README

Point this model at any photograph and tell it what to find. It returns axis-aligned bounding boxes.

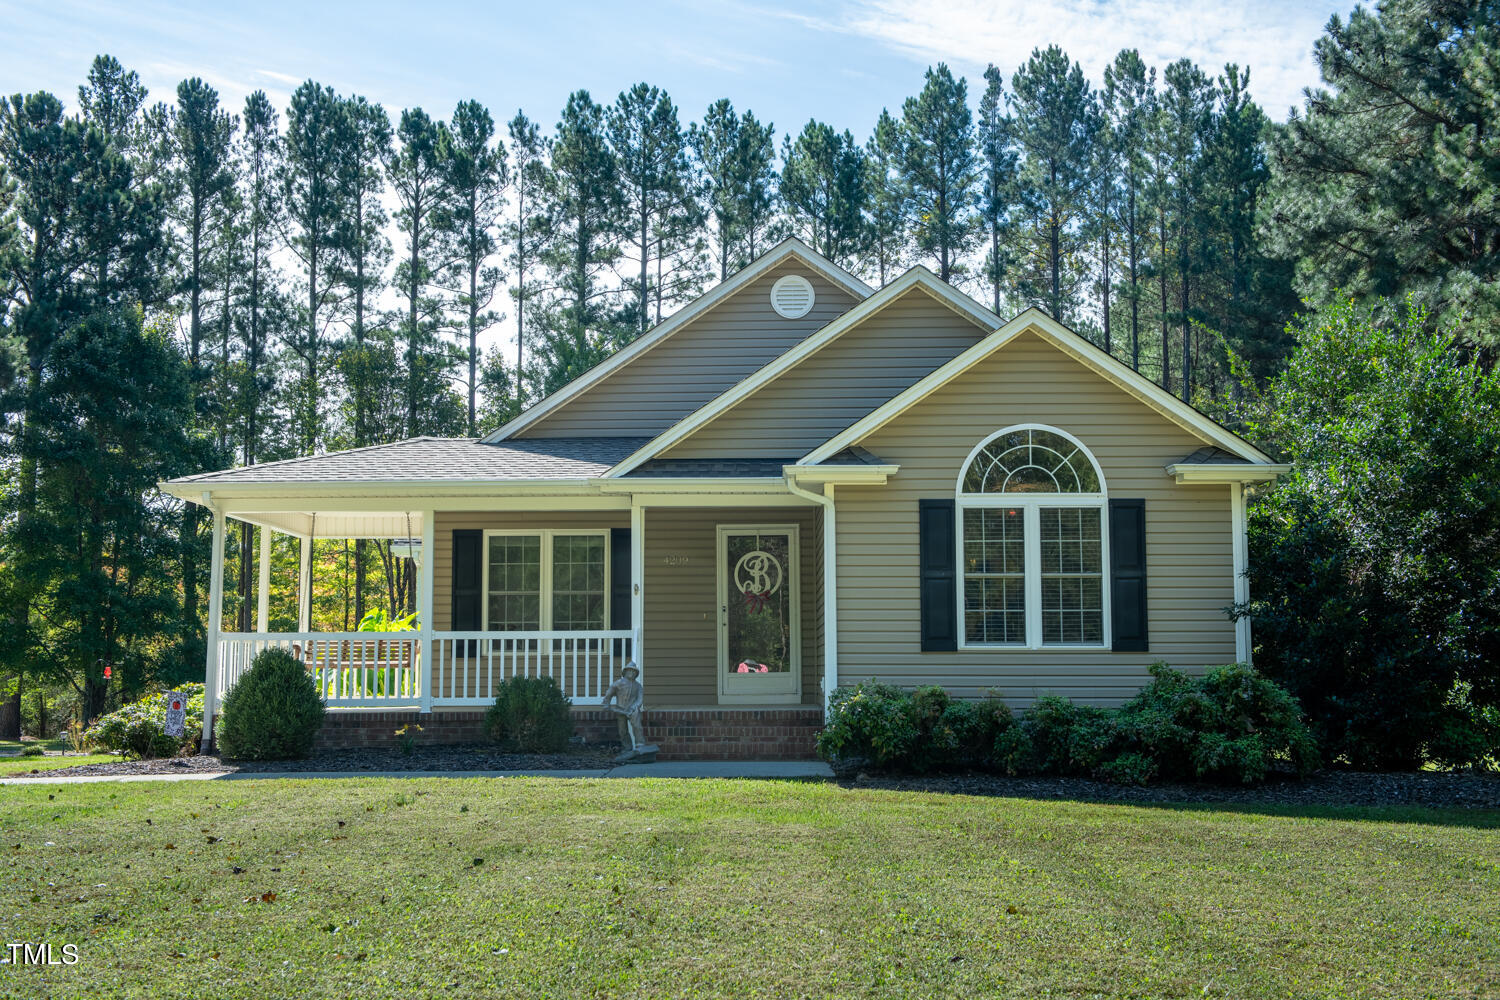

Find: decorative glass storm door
[717,525,801,703]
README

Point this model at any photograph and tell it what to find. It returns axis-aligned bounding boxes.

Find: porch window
[957,425,1107,649]
[484,531,608,631]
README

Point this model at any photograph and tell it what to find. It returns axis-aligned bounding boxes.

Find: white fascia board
[480,238,872,444]
[1165,463,1290,485]
[798,307,1277,467]
[603,268,1000,478]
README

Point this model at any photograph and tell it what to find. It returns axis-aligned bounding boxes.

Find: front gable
[852,330,1221,493]
[655,283,993,461]
[499,242,868,440]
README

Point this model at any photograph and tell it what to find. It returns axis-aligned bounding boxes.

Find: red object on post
[103,665,111,679]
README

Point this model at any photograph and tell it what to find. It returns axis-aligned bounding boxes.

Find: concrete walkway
[0,760,833,785]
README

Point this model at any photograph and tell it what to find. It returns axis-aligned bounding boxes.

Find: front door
[717,525,801,704]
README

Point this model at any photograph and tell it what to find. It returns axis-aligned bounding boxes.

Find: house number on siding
[662,554,690,566]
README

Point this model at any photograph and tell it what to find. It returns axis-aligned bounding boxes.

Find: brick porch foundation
[293,706,822,760]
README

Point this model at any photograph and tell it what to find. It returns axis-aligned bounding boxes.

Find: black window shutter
[609,528,631,629]
[1109,499,1148,652]
[919,499,958,651]
[451,529,483,656]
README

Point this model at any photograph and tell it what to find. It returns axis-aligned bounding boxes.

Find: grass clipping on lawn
[2,778,1496,999]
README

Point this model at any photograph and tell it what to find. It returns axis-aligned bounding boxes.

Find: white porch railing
[430,630,635,705]
[214,629,635,710]
[216,632,422,709]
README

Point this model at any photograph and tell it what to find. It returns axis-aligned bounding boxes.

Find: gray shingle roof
[1175,446,1252,466]
[629,458,791,478]
[166,436,654,485]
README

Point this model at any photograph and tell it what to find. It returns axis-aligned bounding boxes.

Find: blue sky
[3,0,1346,139]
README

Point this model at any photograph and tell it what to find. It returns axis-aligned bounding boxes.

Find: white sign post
[163,691,187,739]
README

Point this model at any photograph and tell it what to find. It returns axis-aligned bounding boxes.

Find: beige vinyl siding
[520,262,858,439]
[834,331,1237,706]
[431,506,821,706]
[664,288,988,459]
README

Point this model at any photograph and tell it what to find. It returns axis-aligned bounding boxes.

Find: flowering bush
[85,684,205,759]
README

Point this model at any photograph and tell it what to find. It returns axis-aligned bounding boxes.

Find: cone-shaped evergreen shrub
[217,648,326,760]
[484,676,573,753]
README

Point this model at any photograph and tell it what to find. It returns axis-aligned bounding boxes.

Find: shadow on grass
[829,773,1500,829]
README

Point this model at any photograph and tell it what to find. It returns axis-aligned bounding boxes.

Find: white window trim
[955,424,1112,651]
[481,529,611,633]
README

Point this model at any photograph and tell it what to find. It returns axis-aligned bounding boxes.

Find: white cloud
[813,0,1339,118]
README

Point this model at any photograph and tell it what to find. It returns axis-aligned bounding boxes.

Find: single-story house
[162,238,1286,759]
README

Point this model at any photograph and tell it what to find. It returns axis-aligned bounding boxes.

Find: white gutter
[785,476,838,716]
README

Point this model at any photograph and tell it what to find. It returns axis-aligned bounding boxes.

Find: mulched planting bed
[846,768,1500,809]
[3,741,621,778]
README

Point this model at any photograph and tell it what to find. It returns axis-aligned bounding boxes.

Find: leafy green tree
[1009,46,1095,323]
[608,84,694,335]
[780,120,866,269]
[1202,66,1298,384]
[476,345,528,435]
[335,95,391,450]
[1265,0,1500,338]
[1241,300,1500,768]
[440,99,506,434]
[169,78,236,377]
[505,112,547,380]
[534,91,625,393]
[280,81,348,454]
[1103,50,1154,372]
[1158,59,1215,401]
[975,67,1015,311]
[864,108,908,288]
[691,102,778,279]
[900,63,978,283]
[388,106,453,438]
[19,311,196,715]
[77,56,169,303]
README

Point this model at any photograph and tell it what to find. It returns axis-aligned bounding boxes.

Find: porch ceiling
[230,510,425,539]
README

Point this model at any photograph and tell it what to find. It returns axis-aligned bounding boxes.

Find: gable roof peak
[481,235,871,444]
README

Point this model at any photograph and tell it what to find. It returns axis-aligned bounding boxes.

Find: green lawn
[0,737,68,754]
[0,753,119,776]
[1,778,1496,999]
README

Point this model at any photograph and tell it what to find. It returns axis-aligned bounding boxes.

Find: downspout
[785,475,837,715]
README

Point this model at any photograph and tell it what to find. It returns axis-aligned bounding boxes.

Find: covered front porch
[191,484,835,755]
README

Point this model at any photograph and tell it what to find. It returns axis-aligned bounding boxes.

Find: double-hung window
[483,531,608,632]
[958,425,1108,649]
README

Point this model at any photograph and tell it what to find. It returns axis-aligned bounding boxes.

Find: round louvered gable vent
[770,274,816,319]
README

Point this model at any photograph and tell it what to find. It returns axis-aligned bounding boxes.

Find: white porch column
[200,504,226,753]
[418,510,435,713]
[821,484,838,713]
[630,499,644,672]
[1231,483,1251,664]
[255,525,272,633]
[296,534,312,633]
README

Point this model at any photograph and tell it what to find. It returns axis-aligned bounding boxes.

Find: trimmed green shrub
[819,665,1317,785]
[85,684,206,759]
[217,649,325,760]
[20,744,45,757]
[816,681,919,770]
[1115,662,1318,783]
[818,681,1011,773]
[993,695,1122,777]
[484,676,574,753]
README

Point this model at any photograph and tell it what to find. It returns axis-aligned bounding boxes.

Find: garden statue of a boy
[601,662,657,762]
